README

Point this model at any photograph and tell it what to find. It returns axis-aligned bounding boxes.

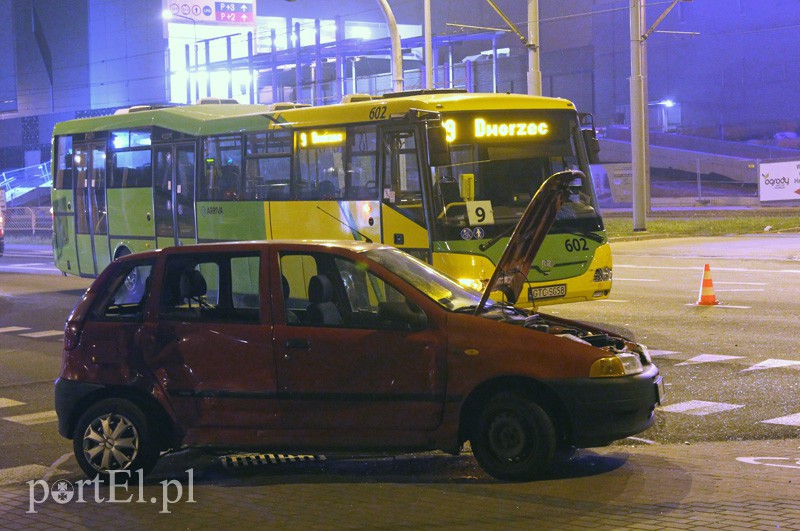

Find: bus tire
[115,247,146,300]
[470,391,556,481]
[72,398,159,481]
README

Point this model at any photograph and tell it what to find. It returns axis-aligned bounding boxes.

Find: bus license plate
[528,284,566,301]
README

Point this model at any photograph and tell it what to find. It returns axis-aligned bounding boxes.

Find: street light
[162,10,197,43]
[630,0,691,231]
[162,10,199,104]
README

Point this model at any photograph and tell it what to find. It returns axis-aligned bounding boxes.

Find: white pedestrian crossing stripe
[648,350,678,357]
[3,410,58,425]
[660,400,744,416]
[761,413,800,427]
[0,465,62,486]
[0,326,30,333]
[743,359,800,372]
[19,330,63,339]
[676,354,745,366]
[0,398,25,409]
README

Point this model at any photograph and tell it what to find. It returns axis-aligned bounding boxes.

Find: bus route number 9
[466,200,494,226]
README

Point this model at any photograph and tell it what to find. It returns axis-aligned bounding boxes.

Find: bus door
[153,143,197,248]
[379,127,433,260]
[73,141,110,276]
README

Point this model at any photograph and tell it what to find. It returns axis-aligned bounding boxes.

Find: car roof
[116,239,390,262]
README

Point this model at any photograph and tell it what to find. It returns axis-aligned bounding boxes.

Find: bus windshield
[433,110,601,239]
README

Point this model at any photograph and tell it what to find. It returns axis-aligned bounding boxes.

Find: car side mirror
[377,301,428,331]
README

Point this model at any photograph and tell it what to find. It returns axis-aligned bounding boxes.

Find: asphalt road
[553,233,800,444]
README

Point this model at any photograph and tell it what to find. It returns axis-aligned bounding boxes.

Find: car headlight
[589,352,644,378]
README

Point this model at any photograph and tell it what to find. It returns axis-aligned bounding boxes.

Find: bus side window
[346,126,377,200]
[202,135,243,201]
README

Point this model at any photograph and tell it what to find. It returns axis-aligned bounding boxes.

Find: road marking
[648,350,679,357]
[742,359,800,372]
[19,330,63,339]
[43,453,74,481]
[685,303,751,309]
[714,281,767,286]
[713,289,764,292]
[0,398,25,409]
[616,264,800,274]
[626,437,655,444]
[3,410,58,425]
[660,400,744,416]
[761,413,800,427]
[0,326,31,333]
[597,299,629,303]
[676,354,745,366]
[737,457,800,470]
[0,465,62,486]
[0,263,44,268]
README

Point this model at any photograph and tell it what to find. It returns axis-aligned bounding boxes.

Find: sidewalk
[2,438,799,529]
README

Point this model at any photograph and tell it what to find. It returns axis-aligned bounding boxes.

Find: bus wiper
[479,224,516,251]
[570,230,605,243]
[316,206,373,243]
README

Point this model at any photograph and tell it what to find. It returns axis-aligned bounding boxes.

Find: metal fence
[4,207,53,237]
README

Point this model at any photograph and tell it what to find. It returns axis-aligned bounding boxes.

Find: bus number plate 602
[528,284,566,301]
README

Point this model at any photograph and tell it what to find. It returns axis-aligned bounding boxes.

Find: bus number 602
[369,106,388,120]
[565,238,588,252]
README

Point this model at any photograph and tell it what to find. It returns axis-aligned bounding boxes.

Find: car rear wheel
[72,398,159,480]
[470,391,556,481]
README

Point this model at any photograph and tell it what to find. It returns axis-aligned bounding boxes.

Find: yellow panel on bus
[268,201,381,242]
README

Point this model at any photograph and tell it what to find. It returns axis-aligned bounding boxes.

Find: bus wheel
[470,391,556,481]
[72,398,159,481]
[116,248,145,300]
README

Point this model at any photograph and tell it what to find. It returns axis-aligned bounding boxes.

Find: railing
[3,207,53,237]
[0,162,52,204]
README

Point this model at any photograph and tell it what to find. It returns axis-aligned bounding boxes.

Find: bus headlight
[589,352,643,378]
[593,266,612,283]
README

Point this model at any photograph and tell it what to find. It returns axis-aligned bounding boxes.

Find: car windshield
[364,247,487,312]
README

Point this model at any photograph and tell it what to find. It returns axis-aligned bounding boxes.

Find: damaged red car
[55,171,663,481]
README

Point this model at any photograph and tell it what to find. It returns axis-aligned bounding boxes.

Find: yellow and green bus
[51,90,611,307]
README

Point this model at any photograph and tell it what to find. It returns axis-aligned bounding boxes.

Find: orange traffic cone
[696,263,720,306]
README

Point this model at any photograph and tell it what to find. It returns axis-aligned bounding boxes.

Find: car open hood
[475,170,579,314]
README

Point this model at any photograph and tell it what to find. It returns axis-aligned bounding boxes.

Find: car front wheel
[470,391,556,481]
[72,398,159,480]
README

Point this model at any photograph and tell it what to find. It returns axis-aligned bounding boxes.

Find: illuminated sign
[442,112,566,144]
[298,130,345,148]
[163,1,255,26]
[474,118,549,138]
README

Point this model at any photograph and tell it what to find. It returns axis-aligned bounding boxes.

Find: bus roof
[52,92,578,138]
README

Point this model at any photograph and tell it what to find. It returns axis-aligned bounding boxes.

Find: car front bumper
[549,364,662,447]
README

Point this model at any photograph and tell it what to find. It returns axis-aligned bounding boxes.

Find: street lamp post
[376,0,403,92]
[630,0,648,231]
[629,0,692,231]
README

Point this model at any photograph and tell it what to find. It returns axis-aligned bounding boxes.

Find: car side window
[278,252,425,330]
[160,253,260,323]
[93,262,154,321]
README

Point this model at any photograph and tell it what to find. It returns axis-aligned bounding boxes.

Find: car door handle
[285,338,311,350]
